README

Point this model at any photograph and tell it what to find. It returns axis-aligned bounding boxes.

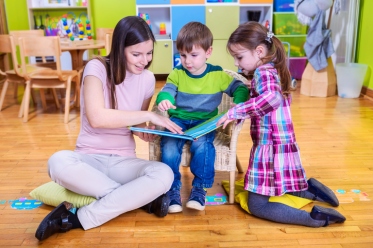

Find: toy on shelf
[45,17,60,36]
[77,13,92,40]
[159,22,166,35]
[138,13,151,30]
[61,12,91,41]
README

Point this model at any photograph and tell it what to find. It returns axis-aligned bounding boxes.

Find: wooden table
[60,39,105,70]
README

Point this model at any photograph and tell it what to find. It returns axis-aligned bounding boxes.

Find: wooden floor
[0,80,373,247]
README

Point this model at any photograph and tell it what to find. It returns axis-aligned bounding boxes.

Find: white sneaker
[168,204,182,213]
[186,187,206,211]
[186,200,205,211]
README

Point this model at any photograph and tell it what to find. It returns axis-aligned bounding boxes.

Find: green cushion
[29,181,96,208]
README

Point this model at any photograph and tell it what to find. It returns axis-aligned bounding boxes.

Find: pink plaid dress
[227,63,308,196]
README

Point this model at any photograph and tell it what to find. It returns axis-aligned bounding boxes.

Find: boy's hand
[158,100,176,112]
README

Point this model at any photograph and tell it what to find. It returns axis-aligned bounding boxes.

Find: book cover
[129,112,226,141]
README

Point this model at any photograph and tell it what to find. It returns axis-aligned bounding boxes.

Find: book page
[128,112,226,141]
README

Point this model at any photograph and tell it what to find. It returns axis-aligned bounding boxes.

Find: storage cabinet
[151,40,173,74]
[136,0,273,74]
[171,6,205,41]
[206,6,239,40]
[205,5,238,71]
[208,39,236,71]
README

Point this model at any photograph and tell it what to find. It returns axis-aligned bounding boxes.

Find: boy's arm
[156,91,175,106]
[232,85,249,104]
[155,70,179,106]
[221,71,249,104]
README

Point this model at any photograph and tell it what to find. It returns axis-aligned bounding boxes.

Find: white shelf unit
[136,1,274,74]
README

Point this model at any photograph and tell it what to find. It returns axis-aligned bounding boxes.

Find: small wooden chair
[105,32,113,54]
[18,36,80,123]
[0,34,51,115]
[96,28,114,55]
[9,30,57,70]
[9,30,57,112]
[83,28,114,65]
[149,69,249,204]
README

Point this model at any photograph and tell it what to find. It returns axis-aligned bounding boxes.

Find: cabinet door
[240,0,273,3]
[171,0,204,3]
[171,6,205,41]
[136,0,170,4]
[152,40,173,74]
[205,6,239,40]
[208,39,236,71]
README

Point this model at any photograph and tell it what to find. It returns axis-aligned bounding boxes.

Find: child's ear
[256,45,265,58]
[206,46,213,58]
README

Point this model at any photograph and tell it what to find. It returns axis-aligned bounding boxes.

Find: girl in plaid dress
[217,22,345,227]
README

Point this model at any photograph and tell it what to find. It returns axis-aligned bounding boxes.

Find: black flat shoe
[35,201,74,241]
[310,205,346,226]
[307,178,339,207]
[141,193,170,218]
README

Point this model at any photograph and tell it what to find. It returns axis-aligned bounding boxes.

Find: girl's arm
[84,75,183,134]
[228,69,282,120]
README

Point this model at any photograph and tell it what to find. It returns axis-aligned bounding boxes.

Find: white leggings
[48,150,173,230]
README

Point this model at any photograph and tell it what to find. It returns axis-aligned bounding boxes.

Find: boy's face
[179,45,212,75]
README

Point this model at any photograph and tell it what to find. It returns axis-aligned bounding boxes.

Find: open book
[129,112,226,141]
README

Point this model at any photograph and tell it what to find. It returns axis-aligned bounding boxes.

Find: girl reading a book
[217,21,345,227]
[34,16,183,241]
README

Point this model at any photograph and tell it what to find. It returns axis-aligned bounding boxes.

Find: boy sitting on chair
[156,22,249,213]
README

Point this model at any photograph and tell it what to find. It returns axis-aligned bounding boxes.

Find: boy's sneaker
[166,189,182,213]
[186,187,206,211]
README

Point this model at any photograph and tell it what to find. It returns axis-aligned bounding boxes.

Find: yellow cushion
[29,181,96,208]
[222,179,312,214]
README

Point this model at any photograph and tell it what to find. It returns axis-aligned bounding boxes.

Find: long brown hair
[227,22,291,96]
[94,16,155,109]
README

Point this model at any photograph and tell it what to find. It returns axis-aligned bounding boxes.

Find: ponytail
[270,36,292,97]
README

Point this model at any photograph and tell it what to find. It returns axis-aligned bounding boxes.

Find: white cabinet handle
[164,43,169,48]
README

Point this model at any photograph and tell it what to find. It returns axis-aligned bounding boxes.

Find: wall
[90,0,135,29]
[4,0,28,30]
[356,0,372,90]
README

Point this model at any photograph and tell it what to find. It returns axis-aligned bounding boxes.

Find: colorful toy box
[273,12,308,35]
[274,0,295,12]
[277,34,307,57]
[289,57,307,80]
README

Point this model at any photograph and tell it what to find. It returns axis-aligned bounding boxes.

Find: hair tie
[265,31,274,43]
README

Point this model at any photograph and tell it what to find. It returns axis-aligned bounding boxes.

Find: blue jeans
[160,117,216,190]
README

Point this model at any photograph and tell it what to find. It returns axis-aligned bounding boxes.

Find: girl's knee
[247,192,267,216]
